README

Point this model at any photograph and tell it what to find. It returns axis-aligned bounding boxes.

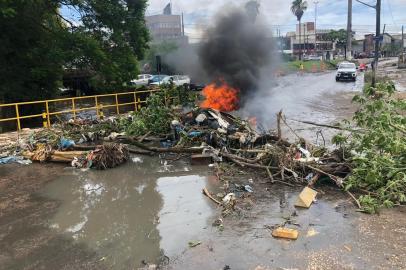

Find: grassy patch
[280,60,338,73]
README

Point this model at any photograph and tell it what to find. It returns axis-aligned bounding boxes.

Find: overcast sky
[60,0,406,41]
[146,0,406,40]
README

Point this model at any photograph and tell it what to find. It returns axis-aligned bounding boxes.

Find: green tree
[325,29,348,50]
[0,0,150,103]
[291,0,308,60]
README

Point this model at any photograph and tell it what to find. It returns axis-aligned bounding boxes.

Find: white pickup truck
[130,74,153,86]
[336,62,357,82]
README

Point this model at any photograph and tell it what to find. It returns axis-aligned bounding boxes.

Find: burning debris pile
[198,7,274,109]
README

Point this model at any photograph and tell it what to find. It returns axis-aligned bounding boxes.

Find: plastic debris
[272,227,299,240]
[306,228,319,237]
[294,187,318,208]
[222,193,236,204]
[195,113,207,124]
[305,173,314,182]
[244,185,254,193]
[0,156,32,165]
[188,241,202,248]
[59,138,75,150]
[188,131,203,138]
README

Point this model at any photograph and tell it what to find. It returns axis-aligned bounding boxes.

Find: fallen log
[119,136,204,154]
[74,144,153,155]
[23,150,87,163]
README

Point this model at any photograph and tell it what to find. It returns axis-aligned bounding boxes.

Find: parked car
[304,55,322,61]
[336,62,357,82]
[148,75,168,85]
[151,75,191,86]
[130,74,153,86]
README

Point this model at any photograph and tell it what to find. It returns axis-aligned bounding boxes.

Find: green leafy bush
[334,82,406,213]
[126,93,171,136]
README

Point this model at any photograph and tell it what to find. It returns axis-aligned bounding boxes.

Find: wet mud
[1,70,406,270]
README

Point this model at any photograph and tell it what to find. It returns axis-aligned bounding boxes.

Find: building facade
[288,22,336,57]
[145,14,188,46]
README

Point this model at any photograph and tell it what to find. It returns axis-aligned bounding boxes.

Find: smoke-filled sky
[145,0,406,40]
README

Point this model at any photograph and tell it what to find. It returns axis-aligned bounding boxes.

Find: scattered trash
[191,154,212,165]
[294,187,318,208]
[244,185,254,193]
[222,193,236,205]
[195,113,207,124]
[0,156,32,165]
[104,132,125,141]
[131,157,143,163]
[306,228,319,237]
[305,173,314,182]
[271,227,299,240]
[188,241,202,248]
[59,138,75,150]
[212,218,224,231]
[343,245,352,252]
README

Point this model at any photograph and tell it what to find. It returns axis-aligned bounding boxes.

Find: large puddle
[40,156,218,269]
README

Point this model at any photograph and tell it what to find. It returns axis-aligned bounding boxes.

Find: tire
[336,78,340,82]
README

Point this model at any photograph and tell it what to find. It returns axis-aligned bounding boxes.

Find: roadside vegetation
[280,60,339,73]
[333,82,406,213]
[0,1,149,103]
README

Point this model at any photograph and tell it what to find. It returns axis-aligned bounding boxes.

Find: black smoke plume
[198,8,273,103]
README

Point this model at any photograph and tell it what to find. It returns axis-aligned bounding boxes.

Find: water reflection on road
[41,156,218,269]
[243,71,365,145]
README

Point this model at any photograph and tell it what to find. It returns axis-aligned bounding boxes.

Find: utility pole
[402,25,404,52]
[355,0,381,87]
[314,1,319,54]
[372,0,381,87]
[346,0,352,60]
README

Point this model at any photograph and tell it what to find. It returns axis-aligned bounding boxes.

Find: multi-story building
[288,22,336,58]
[145,4,188,46]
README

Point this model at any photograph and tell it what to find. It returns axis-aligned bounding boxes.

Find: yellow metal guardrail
[0,89,161,131]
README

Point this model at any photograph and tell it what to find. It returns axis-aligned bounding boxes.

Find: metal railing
[0,89,161,131]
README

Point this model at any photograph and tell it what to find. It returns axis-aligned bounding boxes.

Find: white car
[303,55,322,61]
[336,62,357,82]
[130,74,153,86]
[151,75,191,86]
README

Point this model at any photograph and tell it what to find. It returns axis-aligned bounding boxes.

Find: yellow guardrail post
[15,104,21,131]
[95,96,99,118]
[99,103,104,119]
[42,112,48,128]
[134,92,137,111]
[45,101,50,127]
[72,98,76,119]
[137,97,141,111]
[115,94,119,115]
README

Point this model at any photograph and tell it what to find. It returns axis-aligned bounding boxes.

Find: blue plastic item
[60,138,75,150]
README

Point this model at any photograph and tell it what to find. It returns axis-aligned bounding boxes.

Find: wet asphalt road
[243,71,364,145]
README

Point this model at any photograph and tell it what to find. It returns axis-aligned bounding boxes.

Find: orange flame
[200,81,239,112]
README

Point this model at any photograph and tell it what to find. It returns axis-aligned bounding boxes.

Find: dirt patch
[0,163,106,270]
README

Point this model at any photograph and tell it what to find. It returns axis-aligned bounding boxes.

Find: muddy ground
[1,161,406,270]
[1,67,406,270]
[0,163,107,270]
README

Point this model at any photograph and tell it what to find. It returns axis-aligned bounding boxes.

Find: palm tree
[291,0,308,60]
